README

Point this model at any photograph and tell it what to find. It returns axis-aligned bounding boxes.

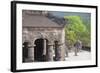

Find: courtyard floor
[65,50,91,61]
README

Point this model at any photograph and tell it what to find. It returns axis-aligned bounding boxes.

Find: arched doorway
[34,38,48,62]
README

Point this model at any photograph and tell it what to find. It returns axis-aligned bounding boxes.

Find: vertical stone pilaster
[28,45,35,62]
[55,42,64,61]
[28,40,35,62]
[47,43,54,61]
[23,41,35,62]
[56,45,62,61]
[55,41,58,61]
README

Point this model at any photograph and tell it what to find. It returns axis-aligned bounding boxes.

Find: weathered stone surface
[28,47,34,61]
[47,45,54,61]
[22,28,66,62]
[22,10,67,62]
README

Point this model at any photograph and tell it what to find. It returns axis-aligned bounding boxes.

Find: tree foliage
[64,16,90,47]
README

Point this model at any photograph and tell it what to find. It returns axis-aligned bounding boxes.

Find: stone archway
[22,31,65,62]
[34,38,48,62]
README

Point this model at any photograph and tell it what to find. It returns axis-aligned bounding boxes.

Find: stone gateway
[22,10,67,62]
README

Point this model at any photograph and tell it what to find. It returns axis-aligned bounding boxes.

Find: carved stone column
[55,42,64,61]
[28,44,35,62]
[23,41,35,62]
[28,42,35,62]
[47,42,54,61]
[55,41,58,61]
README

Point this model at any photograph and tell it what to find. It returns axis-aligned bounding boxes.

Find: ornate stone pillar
[55,42,64,61]
[27,40,35,62]
[23,41,35,62]
[47,42,54,61]
[55,41,58,61]
[28,44,35,62]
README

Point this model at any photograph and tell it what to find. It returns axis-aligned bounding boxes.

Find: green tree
[64,16,90,47]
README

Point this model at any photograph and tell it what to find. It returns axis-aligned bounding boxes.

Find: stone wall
[22,27,65,62]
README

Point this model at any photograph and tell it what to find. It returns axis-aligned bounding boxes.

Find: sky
[49,11,91,24]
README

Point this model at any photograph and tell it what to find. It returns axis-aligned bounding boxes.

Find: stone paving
[65,50,91,61]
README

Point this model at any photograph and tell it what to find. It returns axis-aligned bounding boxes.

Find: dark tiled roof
[22,12,67,28]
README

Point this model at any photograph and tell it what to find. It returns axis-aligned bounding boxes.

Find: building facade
[22,10,67,62]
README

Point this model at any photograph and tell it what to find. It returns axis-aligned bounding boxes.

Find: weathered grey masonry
[22,10,66,62]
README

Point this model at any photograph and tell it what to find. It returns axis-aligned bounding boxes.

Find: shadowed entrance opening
[34,38,48,62]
